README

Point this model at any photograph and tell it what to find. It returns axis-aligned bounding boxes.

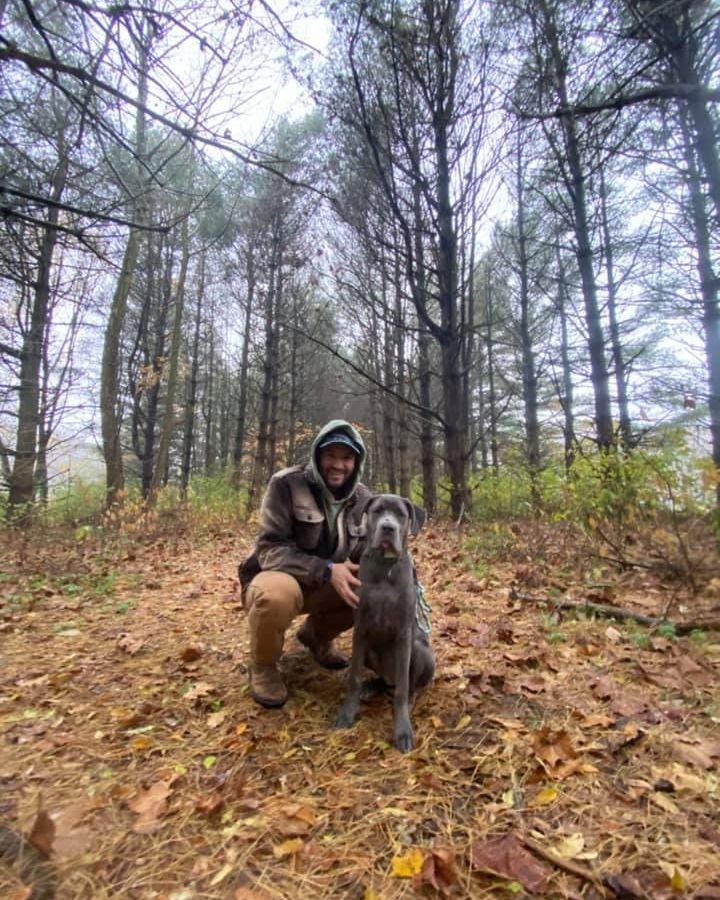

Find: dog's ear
[355,492,378,536]
[404,499,426,536]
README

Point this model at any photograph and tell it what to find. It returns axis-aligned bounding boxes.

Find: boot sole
[250,689,287,709]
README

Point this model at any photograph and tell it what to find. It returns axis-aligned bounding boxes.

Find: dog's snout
[380,520,397,534]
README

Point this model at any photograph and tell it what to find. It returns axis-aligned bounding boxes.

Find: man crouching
[238,420,371,708]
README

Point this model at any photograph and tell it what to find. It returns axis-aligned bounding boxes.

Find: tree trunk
[484,270,499,473]
[540,0,613,448]
[554,243,576,471]
[515,134,541,509]
[7,152,67,519]
[100,33,148,508]
[150,212,190,500]
[680,107,720,506]
[231,248,254,490]
[181,255,205,498]
[418,328,436,515]
[247,237,278,514]
[599,167,633,449]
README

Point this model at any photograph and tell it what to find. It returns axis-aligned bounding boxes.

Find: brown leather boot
[296,623,348,670]
[249,663,287,708]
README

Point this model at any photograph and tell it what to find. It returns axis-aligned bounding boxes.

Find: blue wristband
[323,561,333,583]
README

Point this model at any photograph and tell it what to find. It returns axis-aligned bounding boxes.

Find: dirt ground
[1,520,719,899]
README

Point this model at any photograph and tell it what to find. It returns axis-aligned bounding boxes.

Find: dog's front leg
[392,630,414,752]
[334,626,365,729]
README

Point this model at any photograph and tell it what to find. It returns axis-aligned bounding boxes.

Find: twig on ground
[509,587,720,634]
[520,834,609,896]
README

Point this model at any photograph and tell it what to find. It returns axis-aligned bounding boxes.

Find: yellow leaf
[344,751,357,761]
[553,833,585,859]
[273,838,304,859]
[235,723,248,736]
[381,807,409,817]
[455,714,471,731]
[363,890,379,900]
[658,861,686,892]
[207,710,228,729]
[131,736,152,750]
[531,786,558,807]
[430,716,442,728]
[210,862,234,886]
[391,848,423,878]
[651,792,680,815]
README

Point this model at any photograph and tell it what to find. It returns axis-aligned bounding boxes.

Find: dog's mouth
[379,539,398,557]
[370,536,401,558]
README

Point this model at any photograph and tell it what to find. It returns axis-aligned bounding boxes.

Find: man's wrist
[322,561,334,583]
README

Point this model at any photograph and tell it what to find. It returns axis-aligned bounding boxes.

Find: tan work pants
[244,571,354,665]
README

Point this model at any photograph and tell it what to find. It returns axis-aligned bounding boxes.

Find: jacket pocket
[292,505,324,550]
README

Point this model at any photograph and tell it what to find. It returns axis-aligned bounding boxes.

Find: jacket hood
[308,419,366,499]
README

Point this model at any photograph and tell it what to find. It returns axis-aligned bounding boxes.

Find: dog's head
[361,494,426,558]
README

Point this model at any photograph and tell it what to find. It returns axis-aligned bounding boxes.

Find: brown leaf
[184,681,216,701]
[672,737,719,770]
[117,633,144,655]
[28,809,55,857]
[532,728,577,776]
[195,791,224,817]
[272,838,304,858]
[611,693,648,718]
[592,675,616,700]
[469,833,550,893]
[413,847,459,893]
[128,778,175,833]
[181,644,204,662]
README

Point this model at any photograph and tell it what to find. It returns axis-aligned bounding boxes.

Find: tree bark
[515,134,541,509]
[539,0,613,448]
[231,248,254,490]
[150,213,190,500]
[680,107,720,506]
[7,152,67,518]
[599,167,633,449]
[100,30,148,508]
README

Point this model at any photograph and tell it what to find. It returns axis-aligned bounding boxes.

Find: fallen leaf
[195,792,224,817]
[391,848,424,878]
[185,682,216,701]
[553,832,585,859]
[207,710,228,729]
[117,633,144,655]
[128,778,175,833]
[210,862,234,886]
[651,791,681,815]
[469,833,551,894]
[530,786,558,807]
[28,809,55,857]
[413,847,458,892]
[181,644,204,662]
[273,838,304,858]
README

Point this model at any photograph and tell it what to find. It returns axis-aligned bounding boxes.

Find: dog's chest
[357,563,414,637]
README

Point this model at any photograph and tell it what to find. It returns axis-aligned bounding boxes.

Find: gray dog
[334,494,434,752]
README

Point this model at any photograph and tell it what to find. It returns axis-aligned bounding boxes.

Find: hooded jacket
[239,420,371,592]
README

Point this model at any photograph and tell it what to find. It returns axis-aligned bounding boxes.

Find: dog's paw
[393,727,415,753]
[334,708,356,729]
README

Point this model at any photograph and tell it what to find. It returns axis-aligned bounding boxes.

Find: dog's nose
[380,521,396,534]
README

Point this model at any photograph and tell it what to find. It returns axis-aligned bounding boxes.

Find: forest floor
[1,515,720,900]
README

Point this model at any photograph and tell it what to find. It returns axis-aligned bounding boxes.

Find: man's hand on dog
[330,561,361,608]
